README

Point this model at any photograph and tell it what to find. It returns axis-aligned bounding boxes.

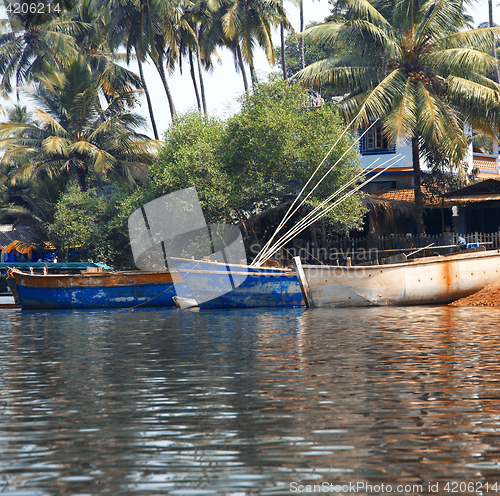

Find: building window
[366,126,388,150]
[359,124,396,155]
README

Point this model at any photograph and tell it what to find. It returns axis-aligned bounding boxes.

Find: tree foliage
[47,184,137,267]
[151,111,233,222]
[0,56,157,192]
[296,0,500,233]
[0,0,80,96]
[277,26,338,86]
[153,78,365,236]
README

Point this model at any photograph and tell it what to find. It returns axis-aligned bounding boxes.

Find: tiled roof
[370,189,415,202]
[369,188,456,207]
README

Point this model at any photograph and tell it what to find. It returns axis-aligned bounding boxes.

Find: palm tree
[0,104,68,239]
[102,0,190,124]
[96,0,164,137]
[182,0,229,114]
[0,0,80,97]
[0,57,157,193]
[296,0,500,233]
[209,0,291,90]
[150,0,191,120]
[178,2,215,114]
[280,10,288,78]
[69,0,144,107]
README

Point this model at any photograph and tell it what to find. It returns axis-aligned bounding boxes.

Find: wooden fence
[330,232,500,252]
[289,231,500,264]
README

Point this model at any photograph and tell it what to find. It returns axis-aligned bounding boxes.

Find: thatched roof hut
[240,192,421,247]
[362,193,418,235]
[238,199,299,248]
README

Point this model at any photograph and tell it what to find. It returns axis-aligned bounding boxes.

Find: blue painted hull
[171,259,304,308]
[15,283,180,310]
[8,270,189,310]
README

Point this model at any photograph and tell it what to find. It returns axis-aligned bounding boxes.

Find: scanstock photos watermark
[290,480,494,494]
[290,482,426,494]
[249,243,380,264]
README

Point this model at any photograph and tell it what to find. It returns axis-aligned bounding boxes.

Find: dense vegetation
[0,74,365,267]
[295,0,500,232]
[0,0,498,266]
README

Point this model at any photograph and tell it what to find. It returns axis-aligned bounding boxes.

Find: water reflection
[0,306,500,495]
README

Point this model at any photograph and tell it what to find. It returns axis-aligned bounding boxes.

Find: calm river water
[1,305,500,496]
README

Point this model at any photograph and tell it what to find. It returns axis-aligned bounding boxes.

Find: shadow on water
[0,305,500,494]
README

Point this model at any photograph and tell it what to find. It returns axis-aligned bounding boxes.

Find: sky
[135,1,334,139]
[136,0,493,139]
[0,0,494,138]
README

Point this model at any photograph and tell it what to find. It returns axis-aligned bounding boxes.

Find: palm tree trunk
[77,168,87,192]
[196,26,208,115]
[489,0,499,83]
[188,48,202,111]
[154,55,177,120]
[137,56,159,140]
[299,0,305,69]
[197,58,208,115]
[236,45,249,92]
[280,21,287,78]
[195,33,208,115]
[249,62,258,87]
[412,136,425,234]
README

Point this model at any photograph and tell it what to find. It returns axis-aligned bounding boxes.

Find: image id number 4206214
[6,2,60,14]
[443,481,500,493]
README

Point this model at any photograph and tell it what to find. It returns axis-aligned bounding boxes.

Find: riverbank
[450,279,500,307]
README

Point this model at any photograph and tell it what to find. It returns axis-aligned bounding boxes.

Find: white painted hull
[294,250,500,307]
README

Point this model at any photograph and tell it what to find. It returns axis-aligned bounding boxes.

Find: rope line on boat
[284,246,325,265]
[255,155,405,266]
[118,285,175,311]
[252,114,378,267]
[257,158,400,266]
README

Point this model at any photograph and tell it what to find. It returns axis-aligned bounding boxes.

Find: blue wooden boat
[170,258,304,309]
[7,268,189,310]
[127,187,304,309]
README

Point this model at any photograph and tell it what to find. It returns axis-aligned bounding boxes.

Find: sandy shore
[450,279,500,307]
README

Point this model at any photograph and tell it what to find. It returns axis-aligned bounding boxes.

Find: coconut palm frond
[383,78,418,145]
[427,48,499,76]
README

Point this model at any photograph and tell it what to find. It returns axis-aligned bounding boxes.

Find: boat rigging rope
[255,156,405,266]
[252,113,378,267]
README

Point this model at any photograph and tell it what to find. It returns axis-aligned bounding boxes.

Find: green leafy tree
[296,0,500,233]
[224,77,364,233]
[0,56,157,192]
[47,184,139,267]
[150,111,233,222]
[153,78,365,236]
[48,184,108,261]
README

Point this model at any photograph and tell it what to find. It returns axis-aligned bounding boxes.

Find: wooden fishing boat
[170,258,304,308]
[293,249,500,307]
[7,268,188,310]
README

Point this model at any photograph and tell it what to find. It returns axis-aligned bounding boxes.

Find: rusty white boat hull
[293,250,500,307]
[7,268,188,310]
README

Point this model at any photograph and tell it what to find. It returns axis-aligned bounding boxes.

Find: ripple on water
[1,306,500,494]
